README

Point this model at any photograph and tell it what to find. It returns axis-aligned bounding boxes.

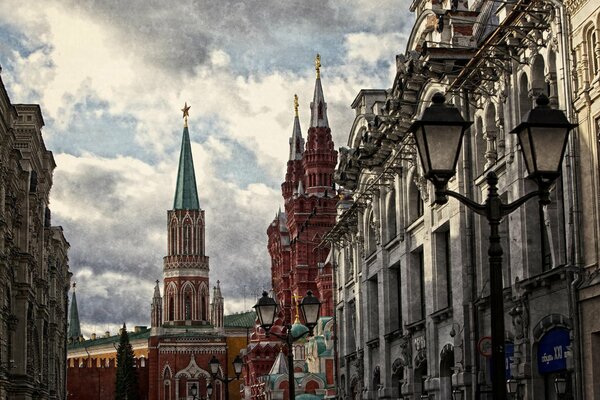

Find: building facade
[330,0,580,399]
[242,58,337,400]
[66,109,254,400]
[0,72,71,400]
[568,0,600,398]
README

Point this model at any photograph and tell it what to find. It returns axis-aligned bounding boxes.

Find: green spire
[173,107,200,210]
[68,284,81,340]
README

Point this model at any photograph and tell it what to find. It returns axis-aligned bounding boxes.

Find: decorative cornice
[565,0,588,14]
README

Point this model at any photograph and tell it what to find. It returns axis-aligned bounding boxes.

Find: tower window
[185,295,192,320]
[169,297,174,321]
[183,223,191,255]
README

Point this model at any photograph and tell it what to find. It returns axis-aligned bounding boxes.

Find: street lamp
[208,354,243,400]
[190,382,212,400]
[190,383,198,400]
[506,379,518,398]
[452,388,464,400]
[409,93,576,400]
[254,291,321,400]
[554,376,567,398]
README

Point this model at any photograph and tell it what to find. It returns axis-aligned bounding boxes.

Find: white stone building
[328,0,581,399]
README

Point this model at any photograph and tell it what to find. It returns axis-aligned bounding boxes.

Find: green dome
[290,321,309,340]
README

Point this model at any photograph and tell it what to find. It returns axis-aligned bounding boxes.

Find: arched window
[386,190,397,242]
[169,297,174,320]
[185,294,192,320]
[588,27,599,76]
[183,221,192,255]
[530,54,546,96]
[170,222,177,255]
[367,210,377,256]
[519,73,530,118]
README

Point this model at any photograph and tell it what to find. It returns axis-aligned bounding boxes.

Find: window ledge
[405,319,425,334]
[406,216,424,233]
[431,306,453,323]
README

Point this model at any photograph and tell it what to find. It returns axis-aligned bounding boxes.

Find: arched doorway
[440,344,455,400]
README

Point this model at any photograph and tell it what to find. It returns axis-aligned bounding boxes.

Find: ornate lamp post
[208,354,243,400]
[409,93,576,400]
[253,290,321,400]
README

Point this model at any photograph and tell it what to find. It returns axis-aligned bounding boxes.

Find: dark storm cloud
[57,0,411,73]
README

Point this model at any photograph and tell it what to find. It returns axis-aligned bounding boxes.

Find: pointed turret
[173,102,200,210]
[151,280,163,328]
[304,54,337,195]
[268,350,289,375]
[282,95,307,201]
[310,54,329,128]
[210,280,224,329]
[289,94,304,161]
[68,283,82,341]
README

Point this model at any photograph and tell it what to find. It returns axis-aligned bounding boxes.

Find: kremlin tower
[147,104,226,400]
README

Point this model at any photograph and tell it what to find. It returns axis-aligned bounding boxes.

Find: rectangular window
[388,263,402,332]
[445,230,452,308]
[368,276,379,339]
[418,251,425,320]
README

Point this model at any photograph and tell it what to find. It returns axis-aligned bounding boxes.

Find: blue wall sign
[505,342,514,379]
[537,328,570,374]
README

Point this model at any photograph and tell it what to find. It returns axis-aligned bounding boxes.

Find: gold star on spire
[294,94,299,117]
[181,102,191,127]
[315,53,321,79]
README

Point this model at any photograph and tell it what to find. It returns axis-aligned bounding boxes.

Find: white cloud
[345,32,407,66]
[0,0,413,328]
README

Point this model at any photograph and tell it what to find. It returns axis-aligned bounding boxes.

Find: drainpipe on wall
[546,1,584,399]
[461,88,480,400]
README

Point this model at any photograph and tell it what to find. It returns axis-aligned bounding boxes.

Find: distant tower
[273,55,338,324]
[68,283,82,341]
[210,280,224,329]
[163,103,211,326]
[151,280,162,328]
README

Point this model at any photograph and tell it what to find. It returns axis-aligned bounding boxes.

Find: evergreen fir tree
[115,323,139,400]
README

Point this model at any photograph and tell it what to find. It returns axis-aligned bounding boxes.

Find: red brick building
[243,56,337,400]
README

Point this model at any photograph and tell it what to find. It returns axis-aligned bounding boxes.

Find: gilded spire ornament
[181,102,191,127]
[293,293,303,323]
[294,94,299,117]
[315,53,321,79]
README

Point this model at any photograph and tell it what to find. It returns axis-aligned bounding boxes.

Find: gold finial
[72,282,76,291]
[292,293,303,323]
[315,54,321,79]
[294,94,299,117]
[181,102,191,127]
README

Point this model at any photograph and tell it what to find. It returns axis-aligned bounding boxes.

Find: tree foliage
[115,324,139,400]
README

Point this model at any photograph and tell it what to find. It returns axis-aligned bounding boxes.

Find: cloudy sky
[0,0,412,336]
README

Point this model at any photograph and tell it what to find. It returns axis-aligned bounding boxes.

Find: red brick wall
[67,357,149,400]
